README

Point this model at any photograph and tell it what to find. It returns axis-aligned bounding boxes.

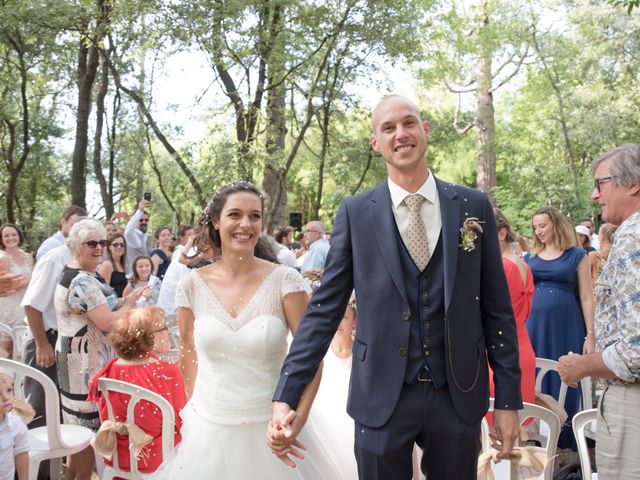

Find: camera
[143,192,152,201]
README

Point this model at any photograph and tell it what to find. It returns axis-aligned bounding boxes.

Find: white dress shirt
[387,171,441,261]
[21,244,72,331]
[35,230,65,261]
[277,245,297,268]
[156,245,191,316]
[124,209,148,268]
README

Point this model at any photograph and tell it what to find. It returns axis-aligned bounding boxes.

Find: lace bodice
[176,265,310,425]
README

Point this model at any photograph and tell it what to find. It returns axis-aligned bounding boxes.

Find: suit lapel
[436,178,460,313]
[370,184,409,306]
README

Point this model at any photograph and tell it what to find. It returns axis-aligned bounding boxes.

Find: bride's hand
[268,405,306,467]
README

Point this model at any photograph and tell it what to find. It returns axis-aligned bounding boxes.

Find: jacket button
[402,312,410,321]
[399,347,407,356]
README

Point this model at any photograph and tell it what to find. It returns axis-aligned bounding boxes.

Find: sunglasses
[82,240,109,248]
[110,243,125,248]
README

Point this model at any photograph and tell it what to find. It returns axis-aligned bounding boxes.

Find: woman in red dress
[491,209,536,406]
[88,307,186,475]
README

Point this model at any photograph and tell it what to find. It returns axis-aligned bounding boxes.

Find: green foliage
[1,0,638,243]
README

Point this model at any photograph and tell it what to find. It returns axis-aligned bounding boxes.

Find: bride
[152,182,337,479]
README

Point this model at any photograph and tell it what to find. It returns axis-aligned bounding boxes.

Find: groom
[271,94,522,479]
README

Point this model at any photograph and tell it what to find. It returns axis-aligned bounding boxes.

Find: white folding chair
[572,409,598,479]
[0,358,94,480]
[97,378,176,480]
[535,357,593,411]
[0,323,15,358]
[12,324,30,362]
[481,398,561,480]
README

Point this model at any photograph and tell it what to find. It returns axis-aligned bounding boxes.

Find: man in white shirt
[21,242,73,475]
[124,199,151,268]
[273,226,296,268]
[35,205,86,261]
[156,224,194,320]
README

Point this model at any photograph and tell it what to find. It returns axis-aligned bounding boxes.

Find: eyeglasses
[594,176,616,193]
[110,242,125,248]
[82,240,109,248]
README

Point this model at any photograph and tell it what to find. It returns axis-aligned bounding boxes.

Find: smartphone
[143,192,151,201]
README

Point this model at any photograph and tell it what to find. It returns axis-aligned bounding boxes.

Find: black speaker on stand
[289,212,303,231]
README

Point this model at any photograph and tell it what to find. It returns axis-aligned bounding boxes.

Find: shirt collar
[387,170,436,208]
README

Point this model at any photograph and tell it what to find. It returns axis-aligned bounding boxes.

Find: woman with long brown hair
[525,206,595,449]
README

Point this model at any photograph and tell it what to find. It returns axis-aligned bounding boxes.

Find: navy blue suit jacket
[273,177,522,428]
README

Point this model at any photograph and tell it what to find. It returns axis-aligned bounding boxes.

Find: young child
[0,371,28,480]
[123,256,159,306]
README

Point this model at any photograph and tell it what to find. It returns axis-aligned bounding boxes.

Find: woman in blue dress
[526,206,595,449]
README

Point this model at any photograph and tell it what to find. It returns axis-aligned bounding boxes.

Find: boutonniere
[459,217,484,252]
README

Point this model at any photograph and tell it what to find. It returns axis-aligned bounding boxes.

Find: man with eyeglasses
[124,198,151,270]
[301,221,330,273]
[559,143,640,478]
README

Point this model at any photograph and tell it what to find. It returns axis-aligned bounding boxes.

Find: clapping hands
[267,402,306,467]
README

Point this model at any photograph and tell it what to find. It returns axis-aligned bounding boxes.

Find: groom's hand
[491,409,520,459]
[268,401,306,467]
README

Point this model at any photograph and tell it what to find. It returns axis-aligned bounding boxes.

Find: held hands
[267,401,306,468]
[490,409,520,459]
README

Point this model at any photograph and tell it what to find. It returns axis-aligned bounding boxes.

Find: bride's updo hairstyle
[193,181,278,263]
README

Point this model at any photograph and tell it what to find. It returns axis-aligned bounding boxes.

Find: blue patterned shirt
[595,210,640,383]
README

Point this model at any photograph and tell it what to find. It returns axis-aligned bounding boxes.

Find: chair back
[97,378,175,479]
[535,357,593,411]
[0,358,68,449]
[12,325,30,362]
[572,408,598,479]
[481,398,561,480]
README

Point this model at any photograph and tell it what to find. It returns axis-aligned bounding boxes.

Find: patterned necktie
[404,194,430,271]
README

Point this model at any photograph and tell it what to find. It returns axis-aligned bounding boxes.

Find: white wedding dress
[151,265,340,479]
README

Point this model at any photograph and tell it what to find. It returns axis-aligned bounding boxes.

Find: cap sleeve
[68,273,107,314]
[175,271,193,309]
[570,246,586,266]
[280,267,311,297]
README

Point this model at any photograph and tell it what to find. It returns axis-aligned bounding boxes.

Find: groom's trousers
[353,379,481,480]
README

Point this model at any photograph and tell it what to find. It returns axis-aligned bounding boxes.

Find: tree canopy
[0,0,637,248]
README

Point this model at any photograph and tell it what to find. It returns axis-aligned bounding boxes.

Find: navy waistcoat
[396,228,447,387]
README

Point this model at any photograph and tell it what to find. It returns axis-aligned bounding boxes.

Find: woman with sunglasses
[88,307,186,476]
[54,219,145,480]
[98,233,128,297]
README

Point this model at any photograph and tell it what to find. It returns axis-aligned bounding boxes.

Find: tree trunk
[1,32,30,224]
[262,2,287,232]
[475,0,497,205]
[92,51,114,218]
[70,0,109,209]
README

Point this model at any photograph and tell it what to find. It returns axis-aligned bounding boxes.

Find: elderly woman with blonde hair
[54,218,146,480]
